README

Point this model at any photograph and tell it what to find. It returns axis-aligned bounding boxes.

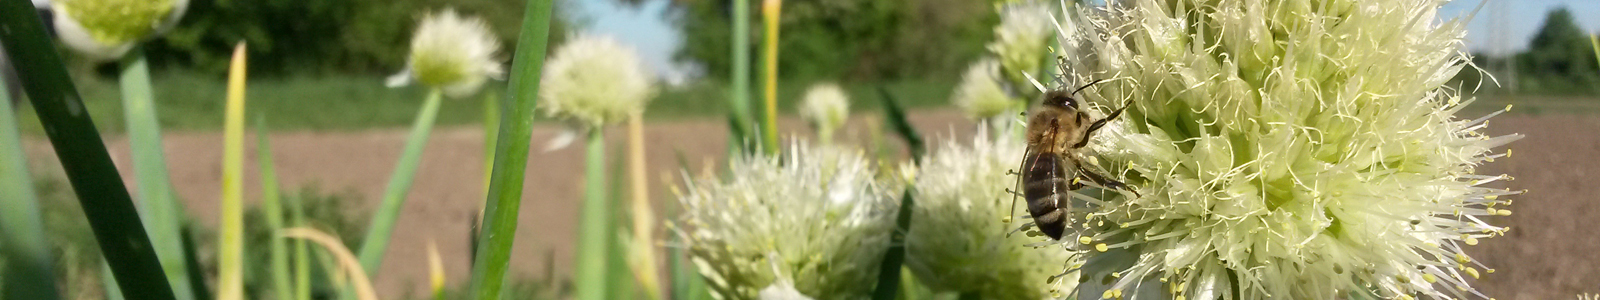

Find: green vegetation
[143,0,568,76]
[673,0,999,81]
[1458,7,1600,95]
[12,72,964,134]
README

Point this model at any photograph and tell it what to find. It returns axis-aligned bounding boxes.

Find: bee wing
[1010,118,1061,221]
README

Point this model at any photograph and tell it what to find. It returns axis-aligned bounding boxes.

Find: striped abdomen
[1022,151,1071,240]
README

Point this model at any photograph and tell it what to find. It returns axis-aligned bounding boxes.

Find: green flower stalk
[51,0,187,60]
[675,142,898,300]
[797,83,849,143]
[387,9,505,98]
[987,0,1052,96]
[1049,1,1522,299]
[540,33,658,300]
[361,9,502,282]
[906,129,1075,299]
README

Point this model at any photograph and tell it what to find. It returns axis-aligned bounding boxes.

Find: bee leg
[1072,159,1141,198]
[1071,103,1131,148]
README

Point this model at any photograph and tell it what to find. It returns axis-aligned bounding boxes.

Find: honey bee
[1014,79,1138,240]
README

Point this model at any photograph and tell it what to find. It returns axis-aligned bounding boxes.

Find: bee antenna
[1070,79,1108,96]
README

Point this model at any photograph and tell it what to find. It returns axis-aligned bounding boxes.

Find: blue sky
[572,0,1600,79]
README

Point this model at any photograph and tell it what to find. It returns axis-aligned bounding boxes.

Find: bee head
[1042,90,1078,110]
[1040,79,1107,110]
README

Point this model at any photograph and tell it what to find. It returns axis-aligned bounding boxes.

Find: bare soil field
[22,109,1600,299]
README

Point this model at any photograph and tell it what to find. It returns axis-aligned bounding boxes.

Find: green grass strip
[258,117,293,300]
[0,3,176,299]
[120,47,198,300]
[468,0,557,297]
[217,43,250,300]
[576,130,612,300]
[0,73,62,300]
[357,88,444,274]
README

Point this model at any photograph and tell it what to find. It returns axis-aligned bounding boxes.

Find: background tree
[670,0,1001,82]
[1515,7,1599,94]
[140,0,569,76]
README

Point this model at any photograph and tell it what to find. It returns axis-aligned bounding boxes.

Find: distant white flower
[539,34,658,129]
[51,0,188,60]
[951,58,1019,122]
[387,9,503,98]
[987,0,1052,92]
[797,83,850,142]
[675,142,897,300]
[906,128,1075,299]
[1051,1,1523,299]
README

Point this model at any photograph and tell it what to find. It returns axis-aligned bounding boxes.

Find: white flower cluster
[951,59,1018,122]
[388,9,504,98]
[539,34,658,128]
[987,0,1054,92]
[51,0,188,60]
[1049,1,1522,299]
[797,83,850,142]
[676,142,898,300]
[906,129,1076,299]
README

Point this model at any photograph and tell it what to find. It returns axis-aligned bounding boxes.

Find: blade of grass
[287,194,312,300]
[0,4,176,299]
[181,224,214,300]
[759,0,783,154]
[626,112,663,299]
[870,89,920,300]
[576,130,611,300]
[870,188,914,300]
[729,0,753,154]
[470,0,557,297]
[1590,34,1599,70]
[217,43,250,300]
[0,75,61,300]
[428,239,446,300]
[102,262,126,300]
[281,228,379,300]
[356,88,444,274]
[875,86,924,158]
[120,47,198,300]
[258,116,293,300]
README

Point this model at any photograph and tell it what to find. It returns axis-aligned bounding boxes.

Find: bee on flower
[1041,0,1524,299]
[906,128,1077,299]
